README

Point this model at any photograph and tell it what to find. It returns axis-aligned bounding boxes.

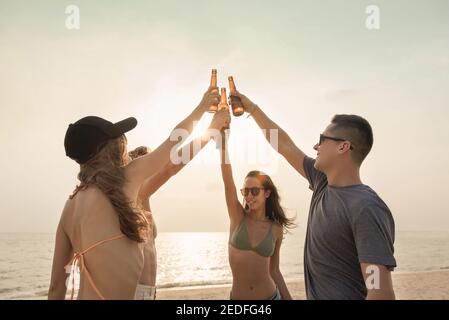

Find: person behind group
[129,128,218,299]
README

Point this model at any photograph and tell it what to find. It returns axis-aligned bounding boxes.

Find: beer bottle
[219,87,230,129]
[207,69,218,113]
[228,76,244,116]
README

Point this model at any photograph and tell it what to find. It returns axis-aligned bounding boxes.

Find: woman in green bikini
[218,130,295,300]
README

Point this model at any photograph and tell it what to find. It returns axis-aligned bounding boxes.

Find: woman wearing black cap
[48,87,230,300]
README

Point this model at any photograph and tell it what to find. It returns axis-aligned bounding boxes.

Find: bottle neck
[210,70,217,87]
[220,88,228,105]
[228,78,237,93]
[210,77,217,87]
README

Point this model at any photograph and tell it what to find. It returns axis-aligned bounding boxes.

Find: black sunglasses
[240,187,265,197]
[319,134,354,150]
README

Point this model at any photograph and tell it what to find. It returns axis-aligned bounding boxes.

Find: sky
[0,0,448,233]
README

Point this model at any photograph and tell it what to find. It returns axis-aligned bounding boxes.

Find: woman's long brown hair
[245,170,296,233]
[75,136,149,243]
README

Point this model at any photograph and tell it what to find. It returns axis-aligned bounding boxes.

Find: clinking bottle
[228,76,244,116]
[207,69,218,113]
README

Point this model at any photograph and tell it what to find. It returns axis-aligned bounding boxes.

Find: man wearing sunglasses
[230,90,396,300]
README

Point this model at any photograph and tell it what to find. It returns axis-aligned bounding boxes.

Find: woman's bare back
[62,185,144,299]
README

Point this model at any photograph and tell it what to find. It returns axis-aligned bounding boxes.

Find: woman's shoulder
[271,221,284,240]
[60,198,75,230]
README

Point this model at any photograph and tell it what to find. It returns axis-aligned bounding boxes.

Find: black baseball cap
[64,116,137,164]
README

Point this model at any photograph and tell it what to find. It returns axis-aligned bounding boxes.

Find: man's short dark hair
[330,114,373,165]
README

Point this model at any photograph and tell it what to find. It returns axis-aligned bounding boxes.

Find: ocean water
[1,230,449,299]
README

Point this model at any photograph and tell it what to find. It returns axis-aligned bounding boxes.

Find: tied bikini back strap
[65,234,125,300]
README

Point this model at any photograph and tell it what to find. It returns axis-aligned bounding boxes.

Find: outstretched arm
[138,137,210,200]
[127,87,220,188]
[138,108,231,200]
[219,130,244,225]
[231,91,307,179]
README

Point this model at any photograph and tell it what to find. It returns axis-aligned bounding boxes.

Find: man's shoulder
[331,184,391,219]
[348,185,393,220]
[358,185,389,207]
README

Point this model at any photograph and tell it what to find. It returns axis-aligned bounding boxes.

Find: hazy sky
[1,0,448,233]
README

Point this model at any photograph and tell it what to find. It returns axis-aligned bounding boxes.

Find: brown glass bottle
[218,87,230,129]
[207,69,218,113]
[228,76,244,116]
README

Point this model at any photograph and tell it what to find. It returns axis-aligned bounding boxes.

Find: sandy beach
[24,270,449,300]
[156,270,449,300]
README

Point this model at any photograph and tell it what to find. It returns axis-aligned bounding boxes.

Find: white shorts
[134,283,157,300]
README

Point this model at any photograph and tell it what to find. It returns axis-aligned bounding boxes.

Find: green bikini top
[229,214,276,257]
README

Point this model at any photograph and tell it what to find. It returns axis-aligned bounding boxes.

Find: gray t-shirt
[303,156,396,300]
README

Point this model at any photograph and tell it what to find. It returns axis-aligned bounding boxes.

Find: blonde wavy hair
[74,135,149,243]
